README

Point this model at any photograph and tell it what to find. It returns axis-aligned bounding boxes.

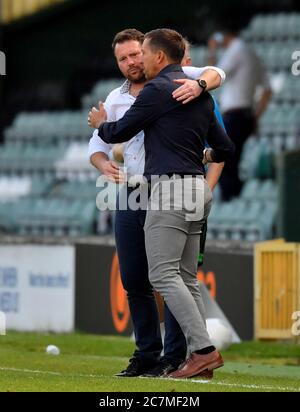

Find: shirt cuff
[88,129,111,158]
[202,66,226,85]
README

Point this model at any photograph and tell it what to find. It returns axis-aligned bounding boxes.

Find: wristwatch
[196,79,207,92]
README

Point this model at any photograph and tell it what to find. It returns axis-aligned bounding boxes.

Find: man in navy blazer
[89,28,234,379]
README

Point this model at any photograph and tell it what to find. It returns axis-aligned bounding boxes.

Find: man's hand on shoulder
[88,101,107,129]
[172,79,203,105]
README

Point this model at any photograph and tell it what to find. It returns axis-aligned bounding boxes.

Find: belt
[165,173,203,179]
[127,183,144,190]
[127,173,204,189]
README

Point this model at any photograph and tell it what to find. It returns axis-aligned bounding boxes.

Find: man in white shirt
[208,27,272,201]
[89,29,226,378]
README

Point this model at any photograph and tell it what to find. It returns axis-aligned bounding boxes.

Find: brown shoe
[196,369,214,380]
[174,359,213,380]
[167,350,223,379]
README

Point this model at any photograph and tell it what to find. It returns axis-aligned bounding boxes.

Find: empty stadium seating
[205,12,300,241]
[0,111,113,236]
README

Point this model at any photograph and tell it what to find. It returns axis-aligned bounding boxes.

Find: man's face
[114,40,145,83]
[141,38,160,80]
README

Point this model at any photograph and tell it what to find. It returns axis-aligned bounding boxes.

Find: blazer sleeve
[206,113,235,163]
[98,82,164,144]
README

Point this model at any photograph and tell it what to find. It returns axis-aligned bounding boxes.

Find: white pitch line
[151,376,300,392]
[0,367,62,376]
[0,367,99,379]
[188,379,300,392]
[0,367,299,392]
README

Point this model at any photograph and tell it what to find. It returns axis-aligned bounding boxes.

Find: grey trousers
[144,176,213,353]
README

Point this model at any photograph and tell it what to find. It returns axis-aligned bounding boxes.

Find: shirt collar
[120,79,131,95]
[157,64,183,77]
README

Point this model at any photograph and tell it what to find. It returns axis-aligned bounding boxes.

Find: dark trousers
[115,187,186,366]
[220,108,256,202]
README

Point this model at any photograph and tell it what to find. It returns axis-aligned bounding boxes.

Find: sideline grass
[0,332,299,392]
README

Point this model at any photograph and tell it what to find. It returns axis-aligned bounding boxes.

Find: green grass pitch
[0,332,299,392]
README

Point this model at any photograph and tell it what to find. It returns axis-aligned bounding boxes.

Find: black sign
[75,244,253,340]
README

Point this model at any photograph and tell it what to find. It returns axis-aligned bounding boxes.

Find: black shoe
[115,358,153,378]
[141,360,179,378]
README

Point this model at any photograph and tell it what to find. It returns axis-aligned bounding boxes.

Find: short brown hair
[144,29,185,64]
[112,29,144,51]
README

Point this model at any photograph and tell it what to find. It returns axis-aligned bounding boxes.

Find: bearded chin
[128,73,146,84]
[134,75,147,84]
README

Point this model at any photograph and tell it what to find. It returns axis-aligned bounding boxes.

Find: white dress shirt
[218,38,271,113]
[88,65,226,177]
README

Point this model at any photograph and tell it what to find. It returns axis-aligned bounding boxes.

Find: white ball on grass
[46,345,60,356]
